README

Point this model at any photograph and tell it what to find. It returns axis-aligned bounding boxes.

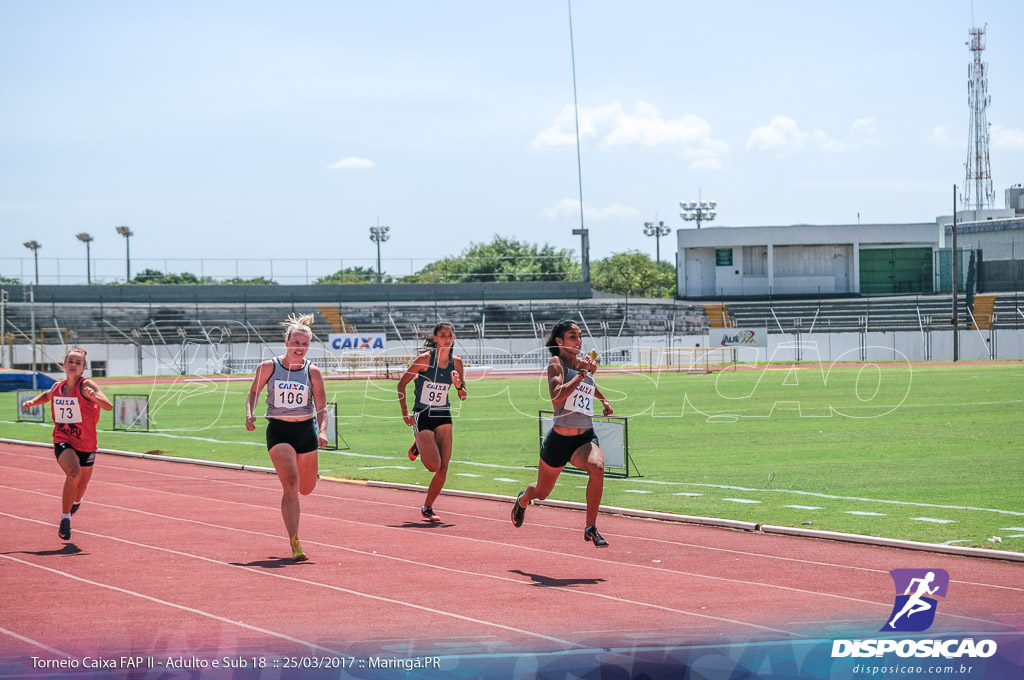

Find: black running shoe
[408,442,419,461]
[584,525,608,548]
[58,518,71,541]
[421,505,441,521]
[511,491,527,528]
[70,502,81,515]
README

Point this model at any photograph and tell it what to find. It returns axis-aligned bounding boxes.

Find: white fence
[6,328,1023,379]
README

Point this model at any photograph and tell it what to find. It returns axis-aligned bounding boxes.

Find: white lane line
[5,483,1008,633]
[1000,527,1024,531]
[845,511,886,516]
[723,499,761,504]
[1,512,578,648]
[785,505,823,510]
[0,626,74,658]
[4,445,1021,516]
[0,553,344,654]
[622,490,653,494]
[493,478,520,483]
[456,474,482,478]
[673,492,703,497]
[911,517,956,524]
[7,461,1024,599]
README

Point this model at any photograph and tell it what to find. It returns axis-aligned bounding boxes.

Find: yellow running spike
[290,534,308,562]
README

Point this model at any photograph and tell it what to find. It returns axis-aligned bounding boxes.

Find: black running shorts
[54,442,96,467]
[266,418,319,454]
[413,409,453,434]
[540,428,599,469]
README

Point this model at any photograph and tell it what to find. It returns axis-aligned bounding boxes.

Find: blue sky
[2,1,1022,284]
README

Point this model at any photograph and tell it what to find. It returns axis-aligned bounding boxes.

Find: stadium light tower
[680,190,717,229]
[369,222,390,284]
[23,240,41,285]
[642,220,672,266]
[76,232,94,284]
[115,226,133,282]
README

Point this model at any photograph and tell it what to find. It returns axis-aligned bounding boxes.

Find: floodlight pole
[369,222,390,285]
[23,241,41,285]
[643,220,672,296]
[116,226,133,282]
[76,232,94,284]
[680,189,717,230]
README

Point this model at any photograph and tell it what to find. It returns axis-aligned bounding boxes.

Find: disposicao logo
[831,568,998,659]
[881,568,948,633]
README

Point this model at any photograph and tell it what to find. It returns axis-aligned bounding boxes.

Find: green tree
[315,266,390,284]
[402,236,579,283]
[0,275,20,284]
[129,269,212,284]
[591,251,676,298]
[220,276,278,285]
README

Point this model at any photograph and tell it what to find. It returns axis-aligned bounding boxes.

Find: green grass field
[2,363,1022,551]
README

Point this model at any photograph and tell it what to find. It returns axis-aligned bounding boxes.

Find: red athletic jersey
[50,379,101,453]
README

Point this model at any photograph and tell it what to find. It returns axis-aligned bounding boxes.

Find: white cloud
[747,116,877,156]
[992,125,1024,150]
[328,157,374,170]
[746,116,808,156]
[929,125,964,146]
[540,199,640,220]
[531,101,729,169]
[851,117,877,136]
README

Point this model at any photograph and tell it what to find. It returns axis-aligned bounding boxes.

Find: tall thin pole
[952,185,959,362]
[568,0,589,283]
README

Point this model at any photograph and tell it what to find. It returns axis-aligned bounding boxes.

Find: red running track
[1,442,1022,664]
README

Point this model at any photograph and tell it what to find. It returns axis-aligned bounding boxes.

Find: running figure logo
[881,568,949,632]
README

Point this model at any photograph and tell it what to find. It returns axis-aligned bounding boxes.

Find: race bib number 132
[565,382,594,416]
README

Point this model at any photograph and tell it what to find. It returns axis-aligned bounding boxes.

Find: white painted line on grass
[493,478,520,483]
[723,499,762,504]
[785,505,823,510]
[673,493,703,497]
[623,490,653,494]
[846,511,886,516]
[456,474,482,478]
[911,518,956,524]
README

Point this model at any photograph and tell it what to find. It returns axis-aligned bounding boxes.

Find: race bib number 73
[53,396,82,423]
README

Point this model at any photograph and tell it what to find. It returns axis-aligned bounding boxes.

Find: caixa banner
[709,327,767,348]
[328,333,386,351]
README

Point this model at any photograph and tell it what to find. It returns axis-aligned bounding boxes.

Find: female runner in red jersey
[22,348,113,541]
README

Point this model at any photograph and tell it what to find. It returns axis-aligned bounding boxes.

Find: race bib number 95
[54,396,82,423]
[419,381,450,407]
[565,382,595,416]
[275,381,308,409]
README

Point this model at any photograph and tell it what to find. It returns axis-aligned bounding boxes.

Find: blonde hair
[281,313,315,340]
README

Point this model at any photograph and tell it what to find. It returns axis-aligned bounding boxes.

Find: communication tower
[964,26,994,211]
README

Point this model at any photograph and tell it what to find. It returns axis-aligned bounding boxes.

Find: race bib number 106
[275,381,308,409]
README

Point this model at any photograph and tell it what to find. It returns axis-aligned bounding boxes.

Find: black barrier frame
[113,394,150,432]
[537,410,635,478]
